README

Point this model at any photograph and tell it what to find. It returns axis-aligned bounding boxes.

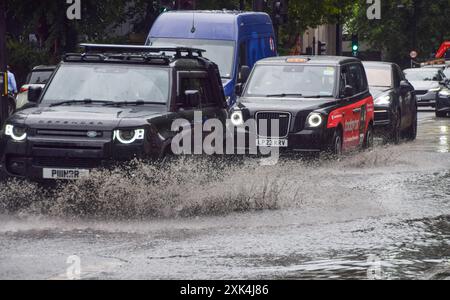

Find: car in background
[230,56,374,156]
[15,65,56,110]
[363,62,417,143]
[147,11,277,107]
[404,67,449,109]
[444,65,450,78]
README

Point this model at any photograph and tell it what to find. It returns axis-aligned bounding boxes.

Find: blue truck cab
[147,10,277,106]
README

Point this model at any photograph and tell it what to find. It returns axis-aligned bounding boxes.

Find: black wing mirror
[238,65,251,84]
[185,90,201,108]
[400,80,411,90]
[28,86,43,103]
[235,83,244,97]
[343,85,354,98]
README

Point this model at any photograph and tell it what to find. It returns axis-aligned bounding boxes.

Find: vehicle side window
[178,75,210,109]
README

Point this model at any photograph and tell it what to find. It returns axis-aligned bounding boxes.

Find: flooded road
[0,111,449,280]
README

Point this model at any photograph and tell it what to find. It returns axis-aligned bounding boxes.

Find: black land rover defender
[0,44,227,180]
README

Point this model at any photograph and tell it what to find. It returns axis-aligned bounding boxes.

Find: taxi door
[340,65,365,150]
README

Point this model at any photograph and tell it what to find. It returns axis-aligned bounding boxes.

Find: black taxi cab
[0,44,227,180]
[230,56,375,155]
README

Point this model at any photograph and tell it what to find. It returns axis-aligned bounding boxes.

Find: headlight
[307,113,323,128]
[5,124,27,141]
[113,129,145,144]
[230,110,244,126]
[439,89,450,97]
[429,87,441,92]
[375,95,391,105]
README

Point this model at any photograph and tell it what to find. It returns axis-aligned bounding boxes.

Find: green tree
[347,0,450,66]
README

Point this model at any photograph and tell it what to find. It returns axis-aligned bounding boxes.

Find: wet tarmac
[0,111,449,280]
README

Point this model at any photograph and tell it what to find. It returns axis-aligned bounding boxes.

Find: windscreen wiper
[265,93,304,98]
[50,99,114,107]
[103,100,166,107]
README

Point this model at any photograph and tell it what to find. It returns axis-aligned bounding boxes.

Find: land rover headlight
[113,129,145,144]
[439,89,450,97]
[230,110,244,126]
[375,95,391,105]
[429,87,441,92]
[307,113,323,128]
[5,124,27,142]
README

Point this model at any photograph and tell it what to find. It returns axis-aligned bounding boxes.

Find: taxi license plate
[43,168,90,180]
[257,139,288,148]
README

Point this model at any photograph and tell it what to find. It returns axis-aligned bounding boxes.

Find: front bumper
[0,133,165,180]
[232,126,333,154]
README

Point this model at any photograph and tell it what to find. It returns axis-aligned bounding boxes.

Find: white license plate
[257,139,288,148]
[43,168,90,180]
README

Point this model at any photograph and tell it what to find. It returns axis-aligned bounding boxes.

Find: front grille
[33,157,103,168]
[256,112,291,138]
[415,90,428,96]
[35,129,104,138]
[375,111,389,122]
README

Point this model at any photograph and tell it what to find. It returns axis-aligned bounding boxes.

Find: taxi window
[342,64,367,96]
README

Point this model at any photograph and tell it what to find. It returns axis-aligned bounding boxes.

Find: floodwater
[0,112,449,280]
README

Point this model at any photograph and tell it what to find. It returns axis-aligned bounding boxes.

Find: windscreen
[149,38,235,79]
[364,66,392,87]
[42,64,170,104]
[404,69,442,81]
[244,65,337,98]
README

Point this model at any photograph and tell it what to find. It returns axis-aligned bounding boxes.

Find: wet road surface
[0,111,449,280]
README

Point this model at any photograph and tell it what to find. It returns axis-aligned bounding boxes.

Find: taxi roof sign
[286,57,310,63]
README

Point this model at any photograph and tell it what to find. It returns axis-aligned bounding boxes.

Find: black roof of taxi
[61,44,215,69]
[256,56,361,67]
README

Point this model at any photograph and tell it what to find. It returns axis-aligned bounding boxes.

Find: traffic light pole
[0,0,8,127]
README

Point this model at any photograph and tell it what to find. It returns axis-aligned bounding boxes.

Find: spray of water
[0,143,448,220]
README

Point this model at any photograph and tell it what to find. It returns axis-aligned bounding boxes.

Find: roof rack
[79,44,206,58]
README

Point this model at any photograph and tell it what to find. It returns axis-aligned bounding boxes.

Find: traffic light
[272,0,289,25]
[177,0,196,10]
[318,41,327,55]
[351,34,359,57]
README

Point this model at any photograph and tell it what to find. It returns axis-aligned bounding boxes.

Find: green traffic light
[352,45,359,51]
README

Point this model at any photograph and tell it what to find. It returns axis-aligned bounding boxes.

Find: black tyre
[364,125,374,150]
[387,107,401,145]
[328,128,343,157]
[405,107,418,141]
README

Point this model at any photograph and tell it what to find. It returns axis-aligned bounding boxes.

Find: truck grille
[415,90,428,96]
[256,112,291,138]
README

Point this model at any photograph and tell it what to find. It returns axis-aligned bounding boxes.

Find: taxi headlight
[5,124,27,141]
[375,95,391,105]
[307,113,323,128]
[230,110,244,126]
[113,129,145,144]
